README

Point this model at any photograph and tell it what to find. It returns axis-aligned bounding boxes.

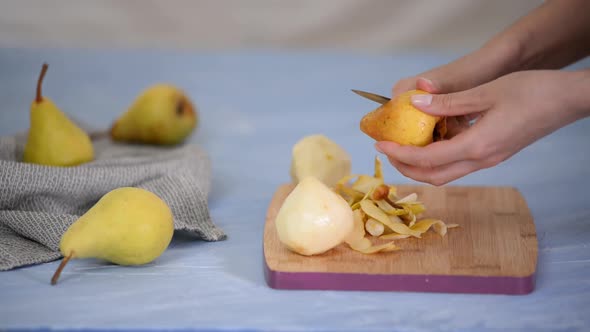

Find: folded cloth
[0,133,226,271]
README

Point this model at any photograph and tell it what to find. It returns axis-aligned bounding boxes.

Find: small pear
[51,187,174,285]
[23,63,94,166]
[360,89,445,147]
[110,84,198,145]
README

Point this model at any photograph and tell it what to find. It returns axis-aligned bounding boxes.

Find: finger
[392,76,442,97]
[410,86,492,117]
[392,78,417,97]
[387,157,480,186]
[415,77,441,94]
[445,116,473,138]
[376,133,472,168]
[463,113,482,122]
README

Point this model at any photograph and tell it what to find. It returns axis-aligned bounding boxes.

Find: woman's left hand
[376,69,590,186]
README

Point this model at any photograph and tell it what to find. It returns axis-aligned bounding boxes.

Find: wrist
[569,69,590,120]
[478,36,524,76]
[419,40,521,93]
[452,37,524,89]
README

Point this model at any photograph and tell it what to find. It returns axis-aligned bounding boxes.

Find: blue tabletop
[1,48,589,332]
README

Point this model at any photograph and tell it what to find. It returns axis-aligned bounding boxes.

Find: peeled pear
[23,63,94,166]
[275,176,354,256]
[110,84,198,145]
[290,134,352,188]
[360,89,444,147]
[51,187,174,285]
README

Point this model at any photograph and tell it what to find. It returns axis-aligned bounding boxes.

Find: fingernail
[375,142,385,154]
[411,94,433,107]
[419,77,434,87]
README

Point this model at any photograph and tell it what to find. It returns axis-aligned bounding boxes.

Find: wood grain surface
[263,183,538,293]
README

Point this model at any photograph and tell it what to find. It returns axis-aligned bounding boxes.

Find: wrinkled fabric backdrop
[0,0,543,53]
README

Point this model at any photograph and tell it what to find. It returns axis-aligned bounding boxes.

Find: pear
[360,89,445,147]
[23,63,94,166]
[290,134,352,188]
[110,84,198,145]
[275,176,354,256]
[50,187,175,285]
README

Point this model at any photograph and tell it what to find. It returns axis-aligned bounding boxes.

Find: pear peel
[50,187,174,285]
[279,138,459,257]
[333,156,459,253]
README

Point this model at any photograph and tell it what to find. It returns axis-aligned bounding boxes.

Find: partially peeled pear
[275,176,354,256]
[360,89,446,146]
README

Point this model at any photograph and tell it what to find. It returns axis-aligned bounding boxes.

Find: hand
[376,70,589,186]
[393,77,474,139]
[390,44,521,138]
[392,38,522,98]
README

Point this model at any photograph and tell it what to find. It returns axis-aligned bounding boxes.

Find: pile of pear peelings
[278,135,459,257]
[333,156,459,254]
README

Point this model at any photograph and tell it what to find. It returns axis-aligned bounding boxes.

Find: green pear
[50,187,175,285]
[110,84,198,145]
[23,63,94,166]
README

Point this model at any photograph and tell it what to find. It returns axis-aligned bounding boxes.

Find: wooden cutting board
[263,183,538,295]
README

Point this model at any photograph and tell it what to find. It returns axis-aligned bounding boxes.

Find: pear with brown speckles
[360,89,445,147]
[110,84,198,145]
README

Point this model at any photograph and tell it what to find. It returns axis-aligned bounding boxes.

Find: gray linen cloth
[0,133,226,271]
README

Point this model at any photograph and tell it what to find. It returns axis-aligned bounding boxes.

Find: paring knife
[351,89,390,105]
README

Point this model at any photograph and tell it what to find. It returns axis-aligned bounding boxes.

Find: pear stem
[36,63,48,103]
[51,251,73,286]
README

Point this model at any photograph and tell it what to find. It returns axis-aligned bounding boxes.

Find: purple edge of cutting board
[263,253,536,295]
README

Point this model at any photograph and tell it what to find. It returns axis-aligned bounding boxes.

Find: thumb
[410,87,490,117]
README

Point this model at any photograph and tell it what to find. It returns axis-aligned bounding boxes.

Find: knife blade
[351,89,390,105]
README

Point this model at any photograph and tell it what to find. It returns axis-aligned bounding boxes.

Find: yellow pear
[23,63,94,166]
[360,89,445,147]
[50,187,175,285]
[110,84,198,145]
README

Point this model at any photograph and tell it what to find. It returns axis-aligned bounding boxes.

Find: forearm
[413,41,519,93]
[488,0,590,71]
[397,1,590,94]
